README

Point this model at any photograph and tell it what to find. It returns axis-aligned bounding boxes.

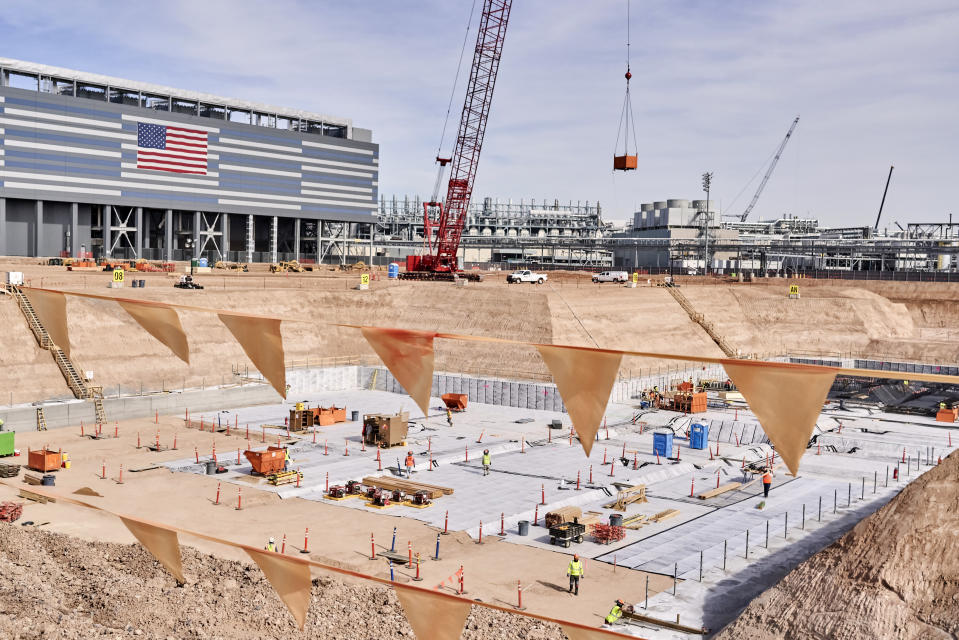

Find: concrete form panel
[468,377,478,402]
[517,383,528,409]
[534,385,545,410]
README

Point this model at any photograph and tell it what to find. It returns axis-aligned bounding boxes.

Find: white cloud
[1,0,957,226]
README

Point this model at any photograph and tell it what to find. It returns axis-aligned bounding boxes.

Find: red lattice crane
[402,0,512,281]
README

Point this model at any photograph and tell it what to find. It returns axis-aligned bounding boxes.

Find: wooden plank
[362,477,447,499]
[650,509,680,523]
[697,481,743,500]
[22,474,42,486]
[19,488,54,504]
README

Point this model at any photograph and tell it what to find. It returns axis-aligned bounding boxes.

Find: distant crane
[739,116,800,222]
[874,165,894,231]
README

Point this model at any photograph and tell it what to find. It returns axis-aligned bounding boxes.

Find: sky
[1,0,957,227]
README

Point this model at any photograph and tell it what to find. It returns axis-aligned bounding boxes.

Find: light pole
[702,172,713,274]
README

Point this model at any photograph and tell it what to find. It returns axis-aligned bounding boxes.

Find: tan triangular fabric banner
[723,360,837,476]
[119,516,185,584]
[246,548,312,630]
[118,301,190,364]
[361,327,435,416]
[562,623,629,640]
[537,345,622,457]
[395,585,470,640]
[21,288,71,356]
[218,314,286,398]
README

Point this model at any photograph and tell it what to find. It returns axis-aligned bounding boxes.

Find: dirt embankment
[0,524,563,640]
[715,450,959,639]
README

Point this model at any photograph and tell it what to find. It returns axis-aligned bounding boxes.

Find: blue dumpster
[689,423,709,449]
[652,431,673,458]
[388,262,399,279]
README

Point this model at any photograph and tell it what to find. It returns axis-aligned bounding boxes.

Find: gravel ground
[0,524,564,640]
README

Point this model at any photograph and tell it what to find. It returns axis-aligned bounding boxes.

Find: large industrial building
[0,58,378,263]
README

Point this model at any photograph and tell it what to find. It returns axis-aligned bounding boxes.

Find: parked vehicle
[592,271,629,283]
[174,275,204,290]
[507,270,547,284]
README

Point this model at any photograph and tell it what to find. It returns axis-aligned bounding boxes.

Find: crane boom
[409,0,511,278]
[740,116,800,222]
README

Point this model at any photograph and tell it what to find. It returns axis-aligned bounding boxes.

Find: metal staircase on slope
[6,286,105,418]
[664,285,738,358]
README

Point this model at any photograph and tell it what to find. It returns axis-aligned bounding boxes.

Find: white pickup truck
[507,270,548,284]
[592,270,629,283]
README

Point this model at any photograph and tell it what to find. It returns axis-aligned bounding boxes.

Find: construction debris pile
[0,525,564,640]
[716,450,959,639]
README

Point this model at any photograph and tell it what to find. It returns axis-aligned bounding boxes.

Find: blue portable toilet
[198,257,208,268]
[388,262,399,279]
[652,430,673,458]
[689,423,709,449]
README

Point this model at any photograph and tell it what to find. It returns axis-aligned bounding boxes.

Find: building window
[76,83,107,100]
[276,116,291,130]
[323,124,347,138]
[227,108,251,123]
[254,112,275,128]
[306,120,324,135]
[7,71,38,90]
[200,103,225,119]
[109,88,140,106]
[47,77,75,96]
[143,94,169,111]
[172,98,198,115]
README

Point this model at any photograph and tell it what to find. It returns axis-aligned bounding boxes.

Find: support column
[70,203,79,257]
[294,218,301,261]
[134,207,143,258]
[193,211,201,259]
[221,213,229,260]
[270,215,278,263]
[165,209,173,262]
[0,198,6,257]
[35,201,44,258]
[102,204,111,258]
[245,214,254,263]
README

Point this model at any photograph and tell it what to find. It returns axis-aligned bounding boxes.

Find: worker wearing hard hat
[762,467,773,498]
[482,449,491,476]
[605,599,626,625]
[566,554,584,595]
[446,408,453,428]
[284,448,291,471]
[266,537,276,552]
[404,451,416,478]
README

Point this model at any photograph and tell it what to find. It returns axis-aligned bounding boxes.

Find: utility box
[653,431,674,458]
[5,272,23,285]
[362,412,409,448]
[689,423,709,449]
[0,432,14,457]
[28,448,62,472]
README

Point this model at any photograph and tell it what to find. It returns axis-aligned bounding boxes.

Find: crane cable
[612,0,639,161]
[436,0,479,159]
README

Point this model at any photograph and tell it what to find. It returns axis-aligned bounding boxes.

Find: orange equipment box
[245,446,287,475]
[441,393,468,411]
[936,407,958,423]
[28,448,62,472]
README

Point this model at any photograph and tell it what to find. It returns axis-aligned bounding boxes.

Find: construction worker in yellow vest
[446,408,453,427]
[605,599,626,624]
[567,554,584,595]
[284,448,291,471]
[482,449,491,476]
[266,537,276,552]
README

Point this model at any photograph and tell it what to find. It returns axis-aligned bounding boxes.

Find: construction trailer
[362,412,409,448]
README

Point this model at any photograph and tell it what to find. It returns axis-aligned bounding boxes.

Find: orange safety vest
[405,455,415,467]
[762,471,772,484]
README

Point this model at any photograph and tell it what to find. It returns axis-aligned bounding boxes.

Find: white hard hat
[269,537,275,543]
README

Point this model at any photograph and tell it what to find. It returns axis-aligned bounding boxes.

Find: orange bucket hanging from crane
[613,0,638,171]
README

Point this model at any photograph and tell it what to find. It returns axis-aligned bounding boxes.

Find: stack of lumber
[18,488,54,504]
[267,470,302,486]
[362,476,453,500]
[604,484,648,511]
[0,463,20,479]
[650,509,680,523]
[622,514,649,529]
[22,473,42,486]
[580,511,604,526]
[544,506,582,528]
[697,478,756,500]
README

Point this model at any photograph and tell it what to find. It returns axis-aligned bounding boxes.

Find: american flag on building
[136,122,208,175]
